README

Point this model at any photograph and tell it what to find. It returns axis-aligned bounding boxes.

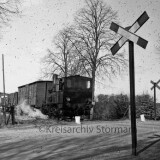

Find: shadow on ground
[0,120,160,160]
[0,131,160,160]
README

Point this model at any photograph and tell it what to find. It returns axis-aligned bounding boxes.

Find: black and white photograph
[0,0,160,159]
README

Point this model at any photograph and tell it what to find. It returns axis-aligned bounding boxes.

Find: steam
[15,100,48,119]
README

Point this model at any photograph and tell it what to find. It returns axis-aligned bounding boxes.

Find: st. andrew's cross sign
[151,80,160,120]
[110,11,149,55]
[110,11,149,156]
[151,80,160,90]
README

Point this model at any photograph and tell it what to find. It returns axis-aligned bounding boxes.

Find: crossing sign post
[110,11,149,156]
[151,80,160,120]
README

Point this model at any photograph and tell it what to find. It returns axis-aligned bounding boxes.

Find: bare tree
[0,0,20,27]
[72,0,127,110]
[42,26,85,78]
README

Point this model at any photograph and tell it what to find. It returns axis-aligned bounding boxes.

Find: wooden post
[11,105,15,125]
[2,54,6,125]
[154,83,156,120]
[129,41,137,156]
[128,105,131,120]
[151,80,160,120]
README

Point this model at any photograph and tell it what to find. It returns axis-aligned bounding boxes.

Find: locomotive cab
[45,75,92,119]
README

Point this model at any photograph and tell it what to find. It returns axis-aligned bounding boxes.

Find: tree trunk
[64,61,68,77]
[90,68,96,120]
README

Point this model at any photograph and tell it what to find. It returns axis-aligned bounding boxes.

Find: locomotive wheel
[49,104,63,120]
[41,104,49,115]
[49,106,56,118]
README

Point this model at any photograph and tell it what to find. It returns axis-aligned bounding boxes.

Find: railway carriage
[7,92,18,107]
[18,81,53,108]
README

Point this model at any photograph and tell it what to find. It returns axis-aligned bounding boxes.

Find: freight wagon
[7,92,18,107]
[18,81,53,108]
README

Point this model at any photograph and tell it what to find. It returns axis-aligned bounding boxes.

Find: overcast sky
[0,0,160,101]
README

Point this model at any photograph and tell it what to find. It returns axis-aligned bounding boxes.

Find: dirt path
[0,120,160,160]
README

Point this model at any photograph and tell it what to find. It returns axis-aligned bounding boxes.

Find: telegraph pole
[2,54,6,124]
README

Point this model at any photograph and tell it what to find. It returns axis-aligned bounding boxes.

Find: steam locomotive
[42,74,93,119]
[2,75,93,119]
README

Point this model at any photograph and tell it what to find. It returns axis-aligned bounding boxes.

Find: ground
[0,119,160,160]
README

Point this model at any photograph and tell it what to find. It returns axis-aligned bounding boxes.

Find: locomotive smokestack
[52,74,58,91]
[52,74,58,85]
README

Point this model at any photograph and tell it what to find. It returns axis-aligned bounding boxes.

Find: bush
[135,94,160,120]
[93,94,129,120]
[93,93,160,121]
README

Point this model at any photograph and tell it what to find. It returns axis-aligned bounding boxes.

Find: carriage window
[78,80,90,89]
[87,81,91,88]
[67,79,71,88]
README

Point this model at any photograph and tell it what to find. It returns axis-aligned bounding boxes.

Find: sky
[0,0,160,101]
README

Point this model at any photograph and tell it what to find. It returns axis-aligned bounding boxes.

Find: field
[0,119,160,160]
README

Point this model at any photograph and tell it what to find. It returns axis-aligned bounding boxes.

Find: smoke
[15,100,48,119]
